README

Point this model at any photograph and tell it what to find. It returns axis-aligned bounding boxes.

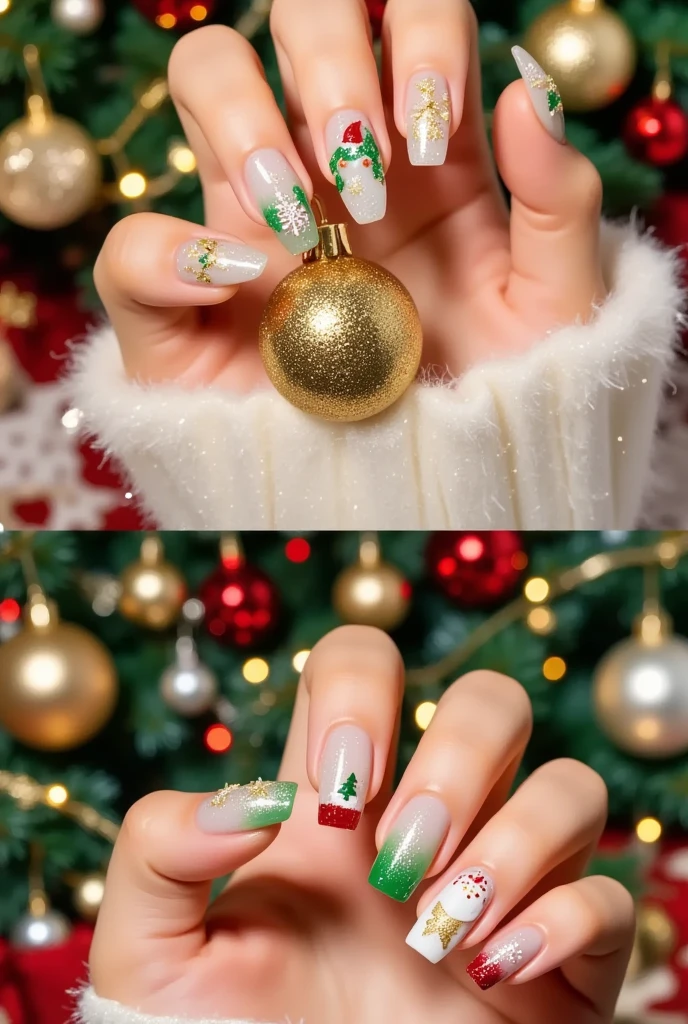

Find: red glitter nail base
[466,952,506,991]
[318,803,362,829]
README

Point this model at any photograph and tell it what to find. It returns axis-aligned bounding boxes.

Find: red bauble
[132,0,216,30]
[624,97,688,166]
[365,0,386,36]
[199,555,280,647]
[426,531,526,607]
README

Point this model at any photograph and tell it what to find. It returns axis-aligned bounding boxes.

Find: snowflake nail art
[406,73,451,165]
[245,150,318,256]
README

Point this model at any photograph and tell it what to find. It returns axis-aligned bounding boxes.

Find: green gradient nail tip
[197,779,297,833]
[368,794,450,902]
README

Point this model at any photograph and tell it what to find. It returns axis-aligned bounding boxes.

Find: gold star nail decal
[184,238,219,284]
[412,78,450,142]
[422,901,464,950]
[346,176,364,196]
[210,782,241,807]
[247,778,270,799]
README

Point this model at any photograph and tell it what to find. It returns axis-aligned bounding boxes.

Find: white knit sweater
[68,222,685,530]
[77,988,265,1024]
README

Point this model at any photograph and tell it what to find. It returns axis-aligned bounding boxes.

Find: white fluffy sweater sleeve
[77,987,271,1024]
[68,222,684,530]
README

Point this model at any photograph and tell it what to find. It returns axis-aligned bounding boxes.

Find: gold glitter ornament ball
[259,220,422,422]
[524,0,636,112]
[333,537,411,632]
[119,535,187,630]
[0,114,101,229]
[0,594,118,751]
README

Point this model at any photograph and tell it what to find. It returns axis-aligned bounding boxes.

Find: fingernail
[406,72,451,166]
[318,724,372,830]
[511,46,566,144]
[368,794,449,902]
[326,110,387,224]
[197,779,297,832]
[467,927,544,990]
[406,868,494,963]
[177,237,267,285]
[244,149,318,256]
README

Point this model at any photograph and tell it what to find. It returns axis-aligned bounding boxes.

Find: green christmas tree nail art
[338,773,358,801]
[245,149,319,255]
[263,185,313,239]
[318,725,371,830]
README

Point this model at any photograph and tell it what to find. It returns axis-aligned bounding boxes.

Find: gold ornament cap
[24,587,59,633]
[303,203,353,262]
[633,605,672,647]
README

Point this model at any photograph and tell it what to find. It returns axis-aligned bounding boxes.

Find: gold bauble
[259,220,422,421]
[524,0,637,112]
[0,592,118,750]
[0,113,101,229]
[0,337,24,413]
[72,871,106,921]
[119,535,187,630]
[593,610,688,758]
[333,537,411,631]
[626,903,678,980]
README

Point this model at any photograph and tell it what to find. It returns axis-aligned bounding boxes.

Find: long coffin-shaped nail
[244,149,319,256]
[177,238,267,285]
[318,724,372,830]
[368,795,449,902]
[326,110,387,224]
[467,927,544,989]
[406,868,494,963]
[511,46,566,144]
[197,779,297,832]
[406,72,451,166]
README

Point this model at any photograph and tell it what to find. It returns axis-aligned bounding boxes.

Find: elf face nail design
[326,110,386,224]
[244,149,318,256]
[512,46,566,144]
[406,868,494,964]
[197,779,297,833]
[177,238,267,285]
[406,72,451,166]
[318,724,372,830]
[368,794,450,902]
[467,927,544,990]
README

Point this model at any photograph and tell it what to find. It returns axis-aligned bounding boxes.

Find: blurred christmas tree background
[0,0,688,530]
[1,530,688,1021]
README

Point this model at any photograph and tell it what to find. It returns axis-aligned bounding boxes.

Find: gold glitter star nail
[422,901,464,950]
[412,78,450,143]
[247,778,270,798]
[346,176,364,196]
[210,782,242,808]
[184,237,219,284]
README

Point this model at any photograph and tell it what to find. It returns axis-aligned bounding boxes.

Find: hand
[90,626,633,1024]
[94,0,606,391]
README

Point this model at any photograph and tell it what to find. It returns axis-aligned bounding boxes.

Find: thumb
[493,48,606,324]
[90,783,296,1001]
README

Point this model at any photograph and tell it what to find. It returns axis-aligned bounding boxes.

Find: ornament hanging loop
[359,532,381,570]
[653,41,673,101]
[22,45,52,129]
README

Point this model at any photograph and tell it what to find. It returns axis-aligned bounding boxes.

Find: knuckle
[95,213,154,296]
[458,671,533,732]
[548,758,608,812]
[168,24,239,95]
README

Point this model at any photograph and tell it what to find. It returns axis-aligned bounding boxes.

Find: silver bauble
[10,909,71,949]
[51,0,104,34]
[160,636,218,717]
[593,621,688,758]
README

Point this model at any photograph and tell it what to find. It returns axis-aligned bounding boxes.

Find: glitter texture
[318,724,372,830]
[467,927,544,989]
[176,238,267,286]
[406,868,494,963]
[244,149,318,255]
[512,46,566,144]
[197,779,297,833]
[407,73,451,165]
[368,794,450,901]
[326,110,387,224]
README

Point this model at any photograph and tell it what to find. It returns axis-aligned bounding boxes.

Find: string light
[167,142,197,174]
[46,784,69,806]
[242,657,269,684]
[415,701,437,730]
[204,724,232,753]
[636,817,662,843]
[0,598,20,622]
[156,12,177,27]
[292,649,310,673]
[119,171,147,199]
[543,656,567,682]
[524,577,550,603]
[285,538,311,563]
[190,4,208,19]
[0,0,11,13]
[527,606,556,635]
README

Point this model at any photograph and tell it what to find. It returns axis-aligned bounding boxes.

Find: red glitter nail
[318,803,362,830]
[466,951,506,990]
